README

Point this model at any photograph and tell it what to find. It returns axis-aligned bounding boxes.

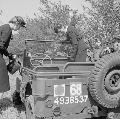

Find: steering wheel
[30,52,53,66]
[32,53,45,57]
[41,54,53,65]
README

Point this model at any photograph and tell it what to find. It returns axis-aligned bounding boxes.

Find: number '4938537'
[54,95,88,105]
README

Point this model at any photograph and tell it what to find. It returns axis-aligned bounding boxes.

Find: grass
[0,70,26,119]
[0,97,13,113]
[0,56,25,118]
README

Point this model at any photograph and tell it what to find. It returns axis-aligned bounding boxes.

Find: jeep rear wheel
[89,53,120,108]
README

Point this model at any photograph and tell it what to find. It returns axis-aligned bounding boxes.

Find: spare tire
[89,52,120,108]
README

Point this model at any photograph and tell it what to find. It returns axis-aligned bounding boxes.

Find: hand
[67,56,75,62]
[8,53,15,60]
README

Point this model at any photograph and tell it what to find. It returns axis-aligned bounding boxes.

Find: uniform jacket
[66,25,88,62]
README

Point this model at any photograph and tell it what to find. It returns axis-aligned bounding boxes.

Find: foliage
[39,0,74,26]
[8,15,54,55]
[9,0,75,56]
[77,0,120,51]
[5,0,120,58]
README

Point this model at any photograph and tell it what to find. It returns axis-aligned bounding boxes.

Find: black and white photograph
[1,0,120,119]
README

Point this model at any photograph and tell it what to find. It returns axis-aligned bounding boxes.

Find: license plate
[54,82,82,97]
[54,82,88,105]
[54,95,88,105]
[70,82,82,96]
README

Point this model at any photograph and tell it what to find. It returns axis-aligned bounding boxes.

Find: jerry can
[7,59,21,74]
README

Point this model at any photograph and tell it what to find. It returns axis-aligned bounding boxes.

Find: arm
[0,47,9,56]
[0,25,12,57]
[0,46,13,60]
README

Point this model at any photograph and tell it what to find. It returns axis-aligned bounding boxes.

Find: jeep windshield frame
[25,39,54,56]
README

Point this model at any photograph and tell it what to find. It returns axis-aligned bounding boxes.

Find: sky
[0,0,91,24]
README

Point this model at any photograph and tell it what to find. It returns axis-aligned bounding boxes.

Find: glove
[110,48,115,53]
[8,53,15,60]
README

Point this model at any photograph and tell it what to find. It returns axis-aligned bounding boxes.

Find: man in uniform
[66,16,88,62]
[0,16,26,98]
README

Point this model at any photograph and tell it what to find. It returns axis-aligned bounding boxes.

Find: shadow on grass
[13,102,26,112]
[12,91,26,112]
[0,96,26,114]
[0,97,13,113]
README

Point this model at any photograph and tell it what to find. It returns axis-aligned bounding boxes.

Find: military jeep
[15,39,120,119]
[23,39,69,69]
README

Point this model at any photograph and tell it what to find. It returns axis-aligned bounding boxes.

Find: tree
[0,10,3,25]
[39,0,73,27]
[8,17,49,55]
[8,0,75,55]
[0,10,3,16]
[77,0,120,50]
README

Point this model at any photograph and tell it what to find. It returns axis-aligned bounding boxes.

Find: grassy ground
[0,56,26,119]
[0,71,26,119]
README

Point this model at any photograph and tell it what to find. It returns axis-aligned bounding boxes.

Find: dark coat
[0,24,12,56]
[0,54,10,92]
[66,25,88,62]
[0,24,12,92]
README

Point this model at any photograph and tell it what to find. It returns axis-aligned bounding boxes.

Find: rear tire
[89,53,120,108]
